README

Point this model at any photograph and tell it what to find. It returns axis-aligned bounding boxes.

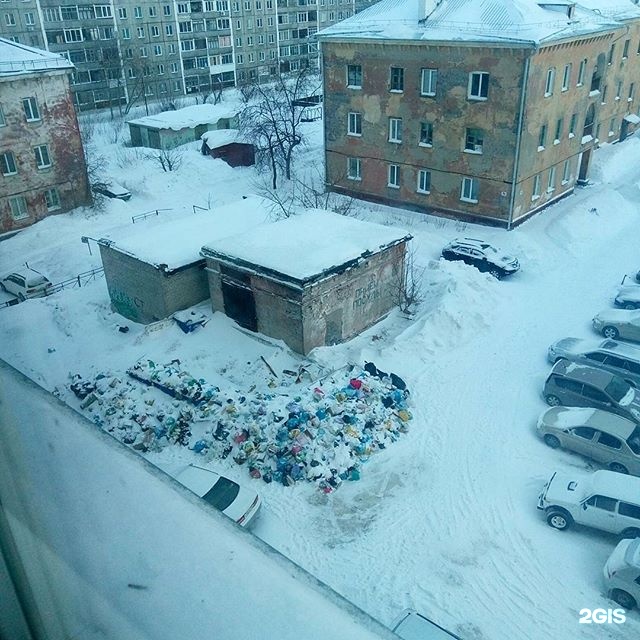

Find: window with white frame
[623,39,630,59]
[577,58,586,85]
[9,195,28,220]
[629,82,635,102]
[389,67,404,92]
[170,62,179,73]
[158,63,165,74]
[388,164,400,188]
[149,6,157,16]
[420,68,437,96]
[4,13,16,26]
[166,25,174,36]
[538,124,547,150]
[140,46,148,56]
[44,187,60,211]
[388,118,402,143]
[419,121,433,146]
[569,113,577,137]
[0,104,4,126]
[25,12,34,25]
[95,5,112,18]
[164,4,172,15]
[22,97,39,121]
[64,29,83,43]
[554,118,563,143]
[154,45,162,56]
[347,112,362,136]
[562,159,571,184]
[616,81,623,100]
[118,7,127,18]
[601,84,607,103]
[121,27,130,39]
[561,63,571,91]
[168,42,176,53]
[609,117,616,136]
[460,177,478,203]
[464,128,483,153]
[151,25,160,37]
[34,144,51,169]
[347,157,361,180]
[532,174,541,200]
[417,169,431,194]
[347,64,361,88]
[0,151,17,175]
[547,166,556,192]
[134,6,142,18]
[545,67,555,96]
[468,71,489,100]
[137,26,145,38]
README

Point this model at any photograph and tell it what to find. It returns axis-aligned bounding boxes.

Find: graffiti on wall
[353,278,380,310]
[111,289,144,319]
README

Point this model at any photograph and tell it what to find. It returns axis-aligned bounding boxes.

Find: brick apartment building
[319,0,640,228]
[0,0,361,112]
[0,37,91,233]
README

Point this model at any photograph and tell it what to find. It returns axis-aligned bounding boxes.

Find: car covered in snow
[536,406,640,475]
[615,284,640,310]
[537,470,640,536]
[0,268,53,300]
[391,609,463,640]
[440,238,519,279]
[593,309,640,342]
[173,464,261,527]
[546,338,640,388]
[604,538,640,610]
[93,180,131,201]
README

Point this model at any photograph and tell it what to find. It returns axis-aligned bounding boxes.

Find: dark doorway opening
[577,149,592,185]
[221,280,257,331]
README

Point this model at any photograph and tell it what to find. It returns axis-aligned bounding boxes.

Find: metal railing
[49,267,105,293]
[132,208,173,223]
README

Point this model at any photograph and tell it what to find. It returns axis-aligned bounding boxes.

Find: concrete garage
[97,197,269,323]
[200,211,412,354]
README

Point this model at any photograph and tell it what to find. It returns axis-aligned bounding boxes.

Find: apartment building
[0,0,358,112]
[0,38,91,233]
[319,0,640,228]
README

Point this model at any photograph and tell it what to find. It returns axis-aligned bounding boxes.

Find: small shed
[97,197,269,324]
[128,104,239,150]
[201,129,255,167]
[200,211,412,354]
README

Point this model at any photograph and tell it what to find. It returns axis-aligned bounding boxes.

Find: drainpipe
[508,53,532,230]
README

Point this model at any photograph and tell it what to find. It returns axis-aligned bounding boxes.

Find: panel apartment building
[0,0,358,112]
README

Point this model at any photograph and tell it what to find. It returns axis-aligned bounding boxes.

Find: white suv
[537,470,640,537]
[1,269,52,300]
[604,538,640,610]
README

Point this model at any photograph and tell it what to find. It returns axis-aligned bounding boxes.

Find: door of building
[577,149,592,185]
[221,280,258,331]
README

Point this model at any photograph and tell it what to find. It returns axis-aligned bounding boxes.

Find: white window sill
[460,197,478,204]
[388,140,402,144]
[346,85,362,90]
[416,189,430,195]
[37,165,52,170]
[389,89,403,94]
[615,97,621,101]
[420,92,436,98]
[25,118,41,123]
[347,133,361,137]
[47,205,62,212]
[576,83,583,88]
[463,148,483,155]
[581,134,593,144]
[546,188,555,194]
[609,131,615,137]
[553,140,560,145]
[531,195,540,201]
[467,96,488,102]
[628,98,634,102]
[387,184,400,189]
[568,132,575,139]
[418,142,433,148]
[589,90,600,97]
[2,172,18,177]
[537,145,545,152]
[347,176,362,181]
[544,92,552,98]
[561,88,568,93]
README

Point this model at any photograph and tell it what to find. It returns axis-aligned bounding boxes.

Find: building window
[468,71,489,100]
[64,29,83,43]
[25,12,34,25]
[532,174,541,200]
[460,177,478,203]
[554,118,563,143]
[538,124,547,150]
[562,160,571,184]
[34,144,51,169]
[569,113,577,137]
[22,97,39,122]
[464,127,483,153]
[149,6,157,16]
[547,166,556,193]
[9,195,28,220]
[347,157,361,180]
[419,121,433,146]
[118,7,127,18]
[346,64,361,88]
[417,169,431,194]
[388,164,400,188]
[623,39,630,59]
[629,83,635,102]
[388,118,402,143]
[347,112,362,136]
[140,47,148,57]
[389,67,404,92]
[151,25,160,37]
[137,27,145,38]
[44,188,60,211]
[154,45,162,56]
[609,117,616,137]
[164,5,172,16]
[577,59,586,85]
[601,84,607,103]
[134,6,142,18]
[4,13,16,26]
[166,25,174,36]
[0,151,17,175]
[121,27,130,39]
[420,68,437,96]
[608,43,615,65]
[0,104,5,127]
[561,63,571,91]
[545,67,555,96]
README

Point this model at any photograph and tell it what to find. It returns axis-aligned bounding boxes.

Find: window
[619,502,640,520]
[586,495,617,512]
[597,432,622,449]
[168,43,176,53]
[140,46,148,57]
[420,68,437,96]
[95,5,112,18]
[166,25,174,36]
[532,174,541,200]
[64,29,83,43]
[468,72,489,100]
[460,177,478,203]
[577,59,586,86]
[158,63,165,74]
[608,43,615,65]
[572,427,596,440]
[609,117,616,137]
[464,128,483,153]
[417,169,431,194]
[388,164,400,188]
[137,27,145,38]
[389,67,404,92]
[629,83,635,102]
[151,25,160,37]
[562,63,571,91]
[569,113,577,137]
[545,67,555,96]
[419,122,433,146]
[562,159,571,184]
[601,84,607,104]
[134,6,142,18]
[34,144,51,169]
[118,7,127,18]
[164,5,172,15]
[0,104,4,126]
[9,196,28,220]
[554,118,563,143]
[25,12,34,25]
[44,188,60,211]
[149,6,157,16]
[170,62,179,73]
[0,151,17,175]
[347,112,361,136]
[547,166,556,193]
[538,124,547,150]
[623,39,630,59]
[347,157,361,180]
[388,118,402,143]
[121,27,130,39]
[22,97,39,121]
[4,12,16,26]
[616,81,623,100]
[154,45,162,56]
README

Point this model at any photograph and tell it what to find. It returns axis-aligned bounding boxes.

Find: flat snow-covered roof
[0,37,73,76]
[99,196,270,271]
[201,129,246,147]
[201,210,411,285]
[128,104,239,131]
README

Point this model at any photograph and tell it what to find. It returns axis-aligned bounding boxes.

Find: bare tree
[395,246,425,316]
[146,147,184,172]
[79,119,109,210]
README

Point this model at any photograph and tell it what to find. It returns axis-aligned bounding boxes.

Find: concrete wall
[0,358,397,640]
[99,244,209,324]
[0,69,91,233]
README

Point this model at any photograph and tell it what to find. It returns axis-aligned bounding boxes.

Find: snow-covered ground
[1,116,640,640]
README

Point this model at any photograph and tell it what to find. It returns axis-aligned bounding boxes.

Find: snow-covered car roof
[617,285,640,302]
[541,406,637,440]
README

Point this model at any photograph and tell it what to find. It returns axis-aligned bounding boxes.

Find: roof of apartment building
[201,210,412,285]
[0,37,73,77]
[127,103,239,131]
[317,0,640,47]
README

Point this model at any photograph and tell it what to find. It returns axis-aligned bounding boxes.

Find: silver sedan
[593,309,640,342]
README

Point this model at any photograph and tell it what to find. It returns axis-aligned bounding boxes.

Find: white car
[593,309,640,342]
[1,269,53,300]
[173,464,261,527]
[615,285,640,310]
[537,470,640,537]
[604,538,640,610]
[391,609,463,640]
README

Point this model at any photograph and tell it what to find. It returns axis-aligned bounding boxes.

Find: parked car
[593,309,640,342]
[173,464,261,527]
[94,181,131,201]
[615,285,640,310]
[546,338,640,388]
[0,268,52,300]
[536,406,640,475]
[543,359,640,424]
[604,538,640,610]
[440,238,520,279]
[537,470,640,537]
[391,609,463,640]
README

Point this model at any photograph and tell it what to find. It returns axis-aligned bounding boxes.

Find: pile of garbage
[68,360,412,493]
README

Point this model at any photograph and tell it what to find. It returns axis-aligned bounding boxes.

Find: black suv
[441,238,520,279]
